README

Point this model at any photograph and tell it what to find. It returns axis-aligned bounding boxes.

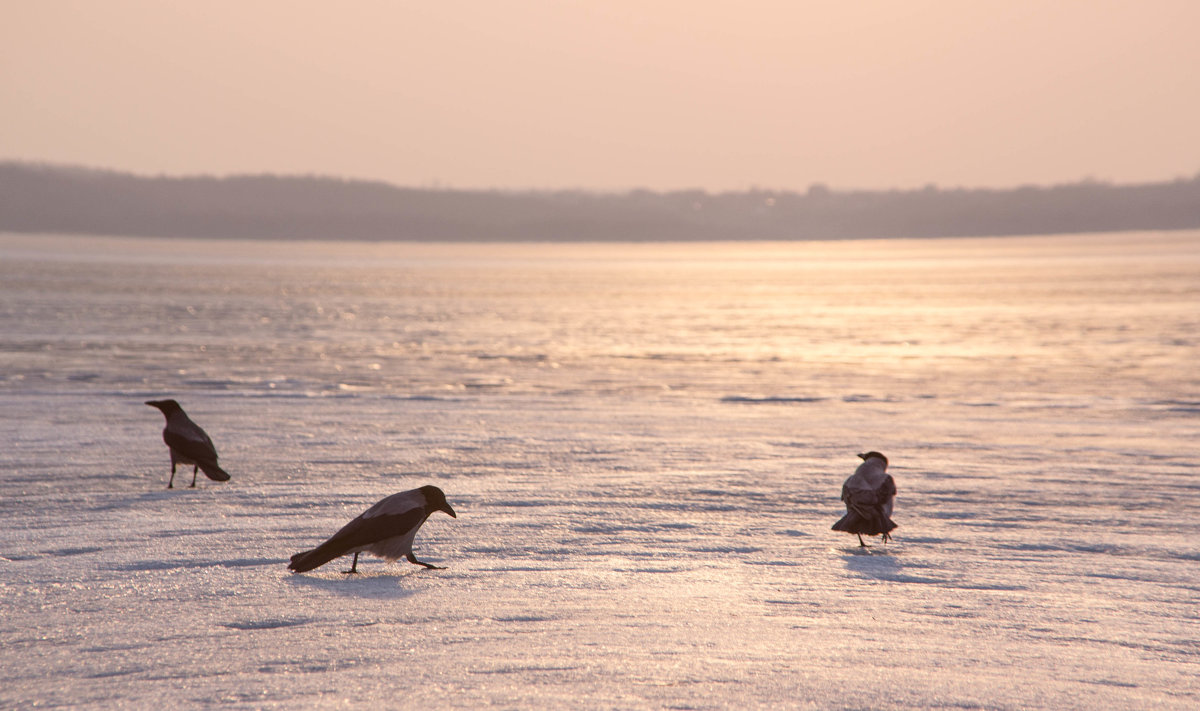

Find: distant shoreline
[3,161,1199,242]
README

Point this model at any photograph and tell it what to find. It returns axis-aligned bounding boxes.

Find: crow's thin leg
[342,552,360,575]
[857,533,869,547]
[168,462,176,489]
[407,552,444,570]
[189,465,199,488]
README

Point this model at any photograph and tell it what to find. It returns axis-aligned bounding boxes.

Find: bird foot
[341,569,359,575]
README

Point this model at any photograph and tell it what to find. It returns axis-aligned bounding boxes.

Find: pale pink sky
[3,1,1198,192]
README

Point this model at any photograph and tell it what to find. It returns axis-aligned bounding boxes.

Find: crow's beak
[145,400,160,408]
[856,452,867,460]
[442,503,457,518]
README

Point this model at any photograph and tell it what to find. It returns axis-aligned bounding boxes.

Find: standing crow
[145,399,231,488]
[832,451,897,547]
[289,486,457,574]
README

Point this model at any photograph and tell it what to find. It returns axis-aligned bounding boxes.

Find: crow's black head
[145,399,182,415]
[420,485,457,518]
[857,451,888,467]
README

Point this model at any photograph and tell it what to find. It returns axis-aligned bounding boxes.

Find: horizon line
[5,158,1199,197]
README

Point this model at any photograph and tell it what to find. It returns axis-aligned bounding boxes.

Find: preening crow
[289,486,457,574]
[145,399,231,489]
[832,451,897,547]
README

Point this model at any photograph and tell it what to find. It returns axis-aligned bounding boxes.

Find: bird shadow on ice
[107,557,281,572]
[284,570,422,599]
[840,547,946,585]
[84,490,206,514]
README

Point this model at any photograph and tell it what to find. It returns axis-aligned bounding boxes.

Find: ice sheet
[2,231,1198,708]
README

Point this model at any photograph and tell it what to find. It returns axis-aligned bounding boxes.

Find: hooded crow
[289,486,457,574]
[832,451,897,547]
[145,399,231,489]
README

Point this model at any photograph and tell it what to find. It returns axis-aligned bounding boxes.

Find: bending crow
[289,486,457,574]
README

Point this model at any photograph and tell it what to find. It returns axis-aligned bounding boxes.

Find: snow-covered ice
[1,231,1198,708]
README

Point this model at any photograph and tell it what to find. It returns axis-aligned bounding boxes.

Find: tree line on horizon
[2,161,1199,242]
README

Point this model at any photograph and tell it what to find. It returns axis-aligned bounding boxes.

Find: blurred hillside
[3,161,1199,241]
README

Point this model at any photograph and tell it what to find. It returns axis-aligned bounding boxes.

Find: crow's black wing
[323,507,427,552]
[289,507,427,572]
[163,429,218,463]
[163,429,229,481]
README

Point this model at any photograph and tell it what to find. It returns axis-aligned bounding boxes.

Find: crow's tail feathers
[288,545,341,573]
[199,463,231,482]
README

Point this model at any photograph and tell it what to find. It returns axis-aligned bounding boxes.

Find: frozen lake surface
[2,231,1199,709]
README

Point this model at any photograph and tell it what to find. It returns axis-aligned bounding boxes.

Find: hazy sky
[3,1,1198,192]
